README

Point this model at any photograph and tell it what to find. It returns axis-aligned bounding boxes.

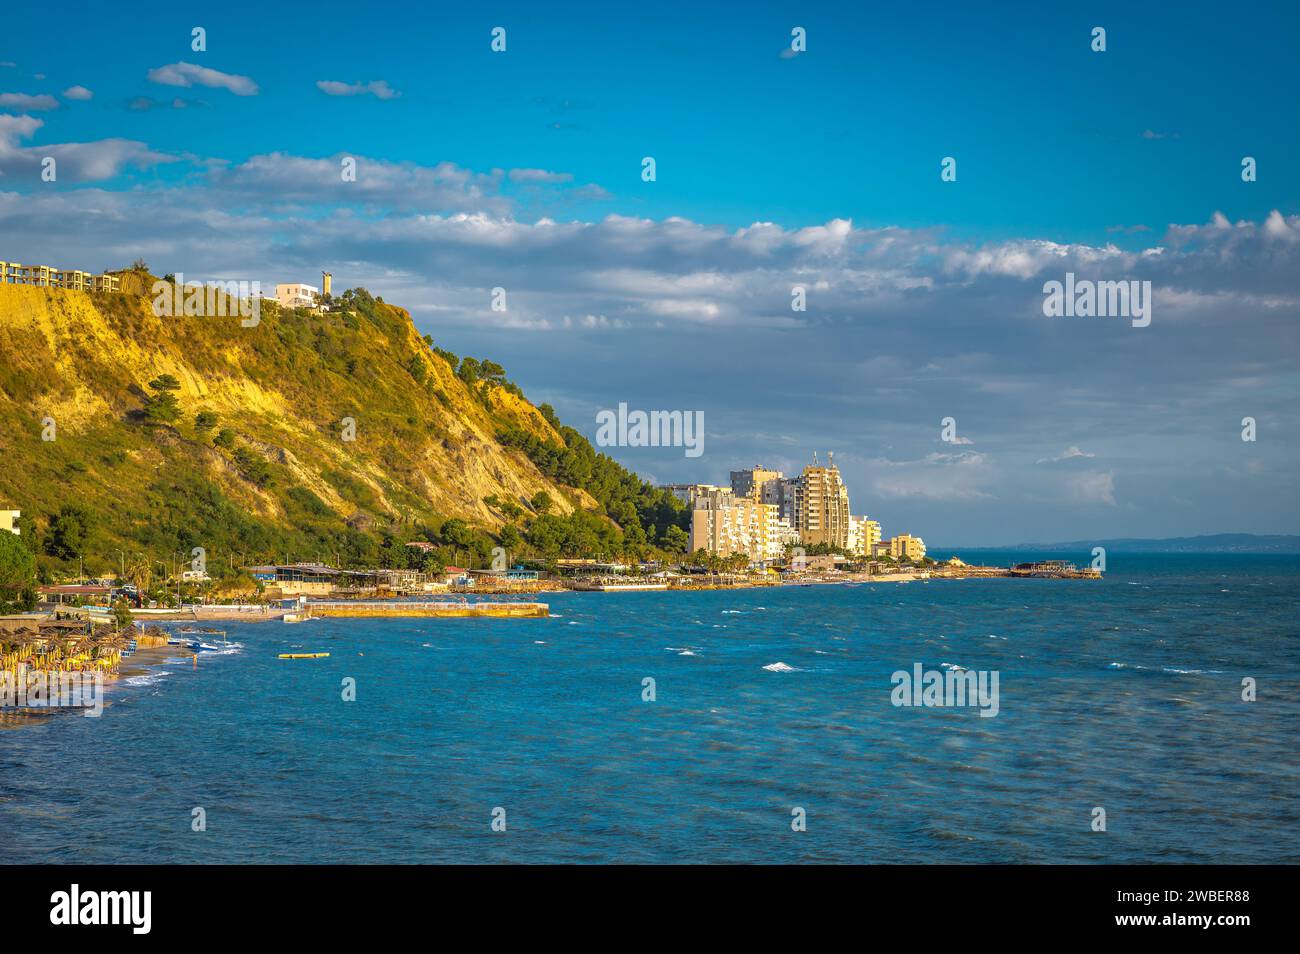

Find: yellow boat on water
[278,652,330,659]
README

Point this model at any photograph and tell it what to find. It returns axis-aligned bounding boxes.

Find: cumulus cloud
[315,80,399,100]
[0,113,174,181]
[62,85,93,101]
[0,92,59,110]
[147,62,258,96]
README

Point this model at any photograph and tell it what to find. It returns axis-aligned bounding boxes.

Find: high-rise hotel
[792,454,851,549]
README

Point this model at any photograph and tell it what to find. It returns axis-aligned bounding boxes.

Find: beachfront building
[246,563,376,597]
[1,261,121,292]
[882,534,926,562]
[794,454,851,549]
[1,510,18,535]
[689,489,782,564]
[775,516,800,551]
[37,584,111,606]
[847,515,882,558]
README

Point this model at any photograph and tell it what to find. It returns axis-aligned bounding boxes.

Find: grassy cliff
[0,277,684,579]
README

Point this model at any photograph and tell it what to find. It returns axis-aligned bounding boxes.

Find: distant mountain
[954,534,1300,554]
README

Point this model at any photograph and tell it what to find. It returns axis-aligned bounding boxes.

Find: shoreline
[26,567,1101,623]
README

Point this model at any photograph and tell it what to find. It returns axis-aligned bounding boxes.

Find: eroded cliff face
[0,281,592,554]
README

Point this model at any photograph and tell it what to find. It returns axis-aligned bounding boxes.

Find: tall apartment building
[794,455,851,548]
[689,489,782,564]
[730,466,783,500]
[847,515,882,557]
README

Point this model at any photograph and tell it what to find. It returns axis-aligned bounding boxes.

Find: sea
[2,552,1296,864]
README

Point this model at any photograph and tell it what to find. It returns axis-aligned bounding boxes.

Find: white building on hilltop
[275,283,320,309]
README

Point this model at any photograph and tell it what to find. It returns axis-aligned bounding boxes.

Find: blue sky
[3,0,1298,544]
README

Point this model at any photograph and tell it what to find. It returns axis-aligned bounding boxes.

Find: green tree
[530,491,553,514]
[498,523,522,552]
[661,525,689,554]
[0,532,38,612]
[195,410,219,433]
[143,376,181,425]
[232,447,273,488]
[46,504,91,560]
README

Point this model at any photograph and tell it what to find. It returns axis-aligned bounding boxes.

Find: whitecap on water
[125,671,171,687]
[762,661,802,672]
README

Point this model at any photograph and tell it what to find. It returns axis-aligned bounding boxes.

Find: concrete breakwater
[294,601,549,620]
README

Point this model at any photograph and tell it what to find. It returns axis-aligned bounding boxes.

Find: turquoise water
[2,553,1297,864]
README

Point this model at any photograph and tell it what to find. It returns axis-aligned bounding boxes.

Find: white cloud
[315,80,399,100]
[0,92,59,110]
[0,114,175,181]
[1037,446,1096,464]
[62,86,93,101]
[147,62,258,96]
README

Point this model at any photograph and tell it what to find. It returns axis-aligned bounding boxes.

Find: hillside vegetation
[0,275,688,581]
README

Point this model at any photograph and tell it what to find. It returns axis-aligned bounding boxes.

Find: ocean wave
[202,643,244,656]
[124,671,171,687]
[762,661,802,672]
[1107,662,1225,675]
